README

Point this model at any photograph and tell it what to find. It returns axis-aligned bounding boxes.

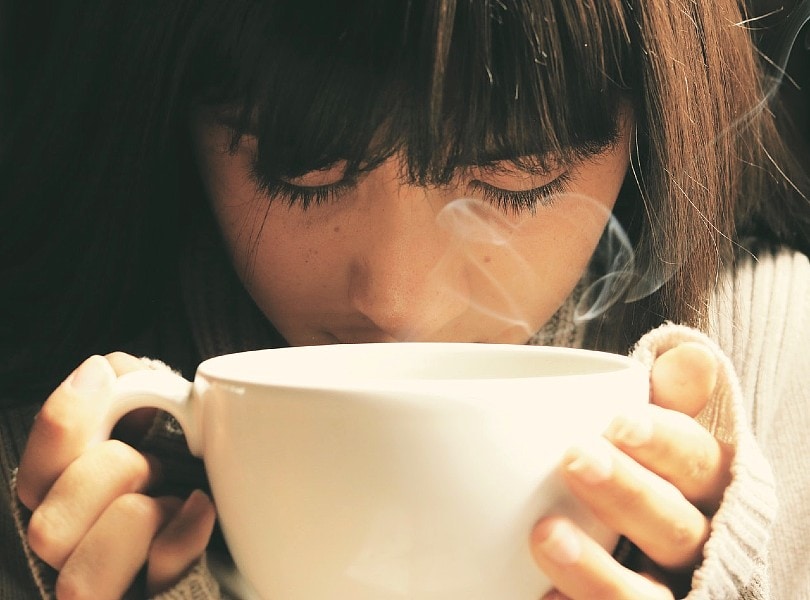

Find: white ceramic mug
[104,343,649,599]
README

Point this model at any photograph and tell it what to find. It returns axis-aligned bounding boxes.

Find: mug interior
[198,343,635,387]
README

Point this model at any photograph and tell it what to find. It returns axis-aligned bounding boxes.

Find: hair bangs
[188,0,633,184]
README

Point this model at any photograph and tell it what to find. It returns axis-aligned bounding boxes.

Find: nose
[347,178,468,341]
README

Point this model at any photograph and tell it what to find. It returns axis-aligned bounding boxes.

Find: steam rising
[432,193,675,337]
[574,213,676,322]
[431,197,541,339]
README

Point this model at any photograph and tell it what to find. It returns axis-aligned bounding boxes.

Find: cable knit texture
[1,248,808,599]
[631,325,777,599]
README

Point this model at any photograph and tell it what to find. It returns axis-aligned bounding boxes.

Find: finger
[650,342,718,417]
[55,494,182,600]
[146,490,217,595]
[605,404,734,513]
[26,440,161,569]
[17,355,117,510]
[105,351,147,376]
[531,516,673,600]
[561,438,711,571]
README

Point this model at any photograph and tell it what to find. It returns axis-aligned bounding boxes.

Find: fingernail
[536,520,582,565]
[564,442,613,484]
[604,411,653,447]
[68,355,114,393]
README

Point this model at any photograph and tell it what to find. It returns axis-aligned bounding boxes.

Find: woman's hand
[16,354,216,600]
[530,342,734,599]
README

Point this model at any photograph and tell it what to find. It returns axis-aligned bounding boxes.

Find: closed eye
[248,162,357,210]
[247,158,572,214]
[467,171,572,215]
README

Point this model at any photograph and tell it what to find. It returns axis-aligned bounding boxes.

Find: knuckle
[658,516,707,570]
[686,446,713,482]
[103,440,150,479]
[34,400,75,444]
[110,493,160,525]
[89,440,155,494]
[665,520,699,549]
[27,507,68,568]
[15,476,42,512]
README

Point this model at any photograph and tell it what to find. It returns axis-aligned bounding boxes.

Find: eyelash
[249,166,571,214]
[467,173,571,215]
[248,165,357,211]
[259,178,357,211]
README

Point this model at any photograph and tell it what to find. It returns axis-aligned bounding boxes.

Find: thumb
[17,355,117,509]
[650,342,718,418]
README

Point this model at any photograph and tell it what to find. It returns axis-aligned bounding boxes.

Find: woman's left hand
[530,342,735,599]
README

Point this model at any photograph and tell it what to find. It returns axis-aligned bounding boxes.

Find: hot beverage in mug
[101,342,649,599]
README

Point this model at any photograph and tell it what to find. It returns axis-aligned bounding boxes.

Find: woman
[1,0,809,598]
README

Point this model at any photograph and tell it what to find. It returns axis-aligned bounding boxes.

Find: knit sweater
[1,247,808,599]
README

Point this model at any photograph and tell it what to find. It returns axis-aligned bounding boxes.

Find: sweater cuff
[9,469,57,598]
[631,323,777,599]
[151,554,225,600]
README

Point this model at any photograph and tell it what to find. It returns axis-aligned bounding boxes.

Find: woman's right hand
[16,354,216,600]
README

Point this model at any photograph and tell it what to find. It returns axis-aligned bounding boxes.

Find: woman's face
[192,116,632,346]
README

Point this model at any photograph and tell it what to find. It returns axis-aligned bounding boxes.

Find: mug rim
[196,342,646,390]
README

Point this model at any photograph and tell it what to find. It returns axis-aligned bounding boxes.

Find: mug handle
[96,369,204,457]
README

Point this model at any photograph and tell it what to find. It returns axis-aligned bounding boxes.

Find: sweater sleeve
[0,385,229,600]
[7,465,227,600]
[149,555,226,600]
[631,323,777,600]
[707,248,810,598]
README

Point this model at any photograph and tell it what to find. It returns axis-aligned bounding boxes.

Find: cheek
[193,137,341,317]
[230,213,359,338]
[509,205,610,297]
[234,220,338,307]
[494,157,626,324]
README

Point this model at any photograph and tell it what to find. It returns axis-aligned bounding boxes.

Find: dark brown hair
[189,0,809,345]
[1,0,808,397]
